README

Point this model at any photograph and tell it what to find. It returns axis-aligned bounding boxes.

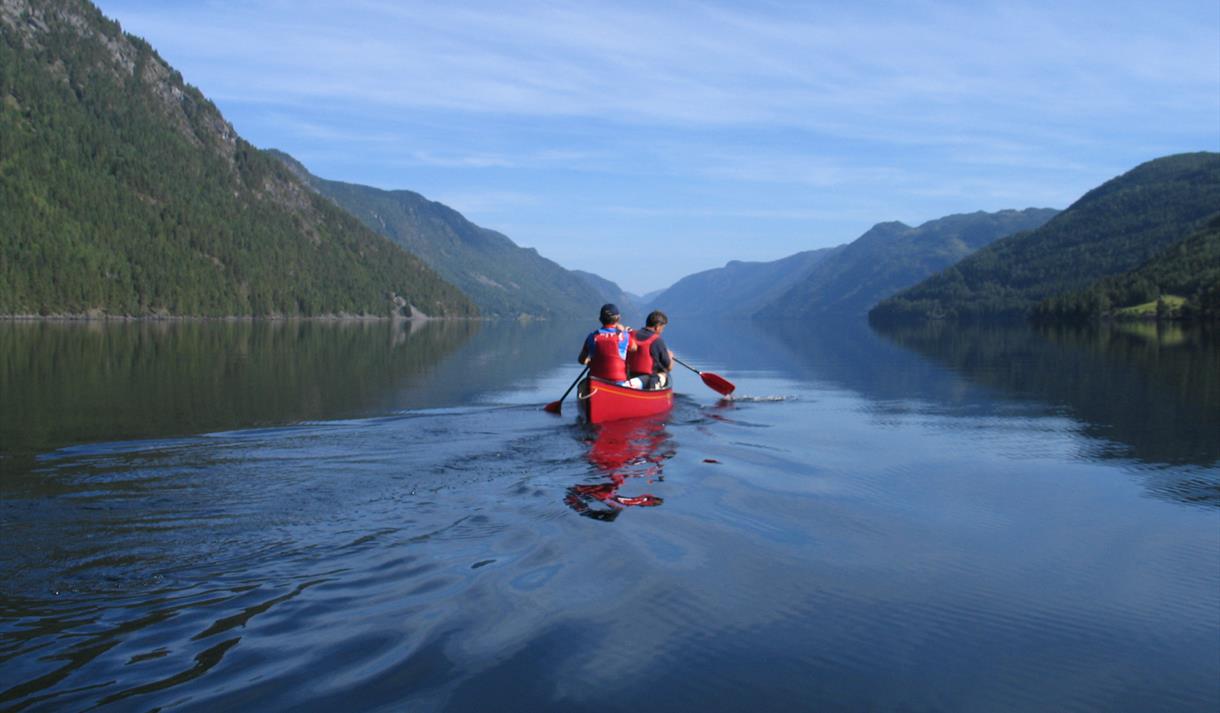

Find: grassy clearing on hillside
[1116,294,1186,317]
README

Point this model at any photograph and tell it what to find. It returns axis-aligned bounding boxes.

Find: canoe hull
[579,378,673,424]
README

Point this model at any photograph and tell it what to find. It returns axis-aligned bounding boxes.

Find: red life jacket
[628,331,660,375]
[588,328,630,382]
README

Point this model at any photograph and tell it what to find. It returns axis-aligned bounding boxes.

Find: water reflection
[668,315,1219,502]
[565,416,675,521]
[662,316,936,401]
[0,320,476,463]
[0,320,597,478]
[869,320,1220,471]
[2,317,1217,711]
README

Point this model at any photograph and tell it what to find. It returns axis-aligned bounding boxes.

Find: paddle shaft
[545,366,589,413]
[670,355,735,396]
[671,355,701,375]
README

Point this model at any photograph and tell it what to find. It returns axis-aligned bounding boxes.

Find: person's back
[578,304,635,384]
[627,310,672,390]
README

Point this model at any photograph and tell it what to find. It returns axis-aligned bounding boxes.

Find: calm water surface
[1,318,1218,712]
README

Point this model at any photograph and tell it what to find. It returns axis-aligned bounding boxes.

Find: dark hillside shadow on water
[406,320,590,406]
[0,320,476,468]
[868,320,1220,504]
[664,314,968,402]
[0,320,596,465]
[869,322,1220,464]
[670,315,1219,503]
[2,316,1217,711]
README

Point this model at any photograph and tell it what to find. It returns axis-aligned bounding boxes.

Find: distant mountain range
[872,153,1220,322]
[0,0,474,318]
[761,209,1058,319]
[647,248,840,318]
[569,270,643,321]
[763,209,1059,319]
[272,152,622,320]
[647,209,1057,320]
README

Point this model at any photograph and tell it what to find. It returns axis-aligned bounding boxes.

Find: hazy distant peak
[758,207,1061,320]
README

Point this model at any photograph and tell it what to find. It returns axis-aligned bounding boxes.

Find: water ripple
[3,379,1218,711]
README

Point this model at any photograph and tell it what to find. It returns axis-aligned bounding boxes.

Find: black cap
[599,303,620,323]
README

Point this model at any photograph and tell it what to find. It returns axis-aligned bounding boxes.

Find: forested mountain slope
[871,153,1220,322]
[0,0,474,318]
[273,152,606,320]
[1032,215,1220,322]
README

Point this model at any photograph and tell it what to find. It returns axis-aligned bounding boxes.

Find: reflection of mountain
[671,317,1218,503]
[0,319,612,484]
[0,320,477,464]
[667,316,950,403]
[871,321,1220,501]
[394,319,591,406]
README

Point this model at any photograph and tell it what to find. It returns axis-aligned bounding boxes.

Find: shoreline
[0,313,487,323]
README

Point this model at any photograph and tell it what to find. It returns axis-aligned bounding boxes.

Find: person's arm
[578,334,592,365]
[655,339,673,372]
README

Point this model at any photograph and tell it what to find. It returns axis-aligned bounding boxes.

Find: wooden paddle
[671,356,735,396]
[544,366,589,414]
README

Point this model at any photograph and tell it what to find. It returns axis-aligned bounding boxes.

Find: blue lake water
[1,318,1218,711]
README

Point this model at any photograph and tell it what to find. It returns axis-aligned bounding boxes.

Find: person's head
[645,310,668,331]
[599,303,621,326]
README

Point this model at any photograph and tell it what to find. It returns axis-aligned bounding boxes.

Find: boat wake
[722,395,793,403]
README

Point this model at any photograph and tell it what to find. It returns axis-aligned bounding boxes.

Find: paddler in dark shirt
[626,310,672,390]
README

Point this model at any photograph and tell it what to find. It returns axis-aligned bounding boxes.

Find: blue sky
[99,0,1219,294]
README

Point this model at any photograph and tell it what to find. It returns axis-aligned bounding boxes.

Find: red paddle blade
[700,371,735,396]
[543,400,563,414]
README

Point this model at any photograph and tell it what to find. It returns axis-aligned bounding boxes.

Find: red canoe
[578,377,673,424]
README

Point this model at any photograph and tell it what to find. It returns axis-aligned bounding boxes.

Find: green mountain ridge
[271,151,611,320]
[870,152,1220,323]
[762,208,1059,319]
[0,0,475,318]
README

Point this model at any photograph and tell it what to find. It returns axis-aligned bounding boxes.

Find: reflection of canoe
[578,377,673,424]
[565,414,672,519]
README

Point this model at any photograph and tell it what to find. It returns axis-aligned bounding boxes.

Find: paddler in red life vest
[578,303,637,386]
[626,310,673,390]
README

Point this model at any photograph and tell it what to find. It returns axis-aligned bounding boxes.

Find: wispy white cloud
[98,0,1220,291]
[112,0,1219,130]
